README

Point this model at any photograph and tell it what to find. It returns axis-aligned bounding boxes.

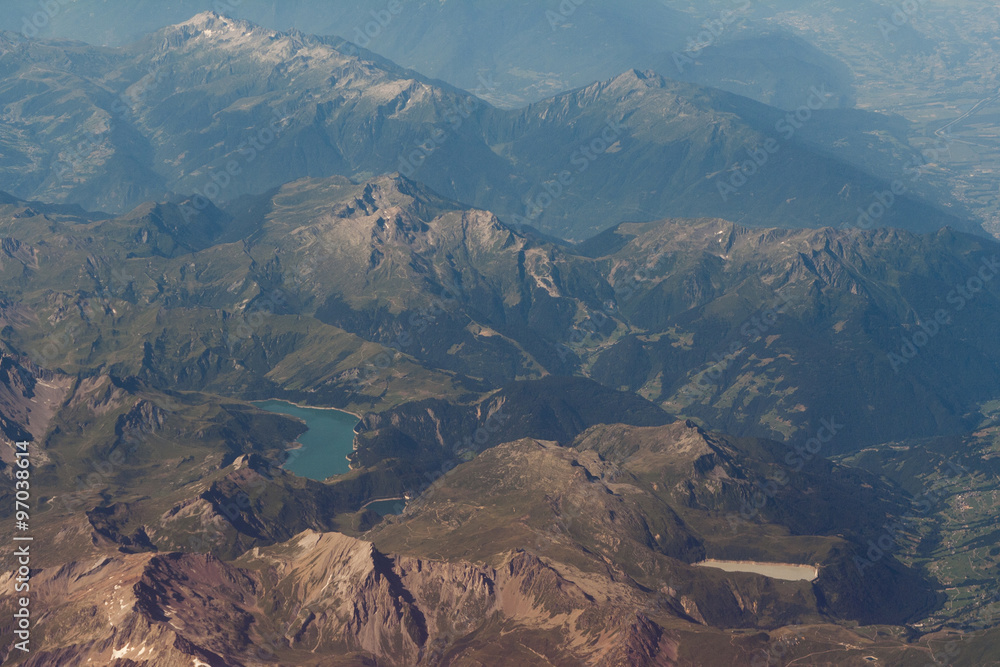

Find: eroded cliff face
[0,553,248,667]
[0,530,679,666]
[0,353,72,448]
[242,531,681,665]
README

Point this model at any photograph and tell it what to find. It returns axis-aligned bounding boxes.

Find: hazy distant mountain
[476,69,973,239]
[0,14,976,239]
[34,0,992,240]
[657,30,857,110]
[0,0,858,109]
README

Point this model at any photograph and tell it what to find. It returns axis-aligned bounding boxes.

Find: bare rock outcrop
[0,530,680,666]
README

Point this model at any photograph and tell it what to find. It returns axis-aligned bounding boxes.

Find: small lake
[694,559,818,581]
[363,498,407,516]
[252,400,359,481]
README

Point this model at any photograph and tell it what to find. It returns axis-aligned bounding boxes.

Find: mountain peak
[156,13,365,70]
[170,11,272,43]
[181,10,218,21]
[177,11,235,31]
[608,68,665,90]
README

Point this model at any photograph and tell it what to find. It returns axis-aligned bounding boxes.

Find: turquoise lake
[252,400,359,481]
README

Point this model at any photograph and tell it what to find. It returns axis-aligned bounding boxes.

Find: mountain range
[1,7,999,666]
[0,0,861,109]
[0,12,979,239]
